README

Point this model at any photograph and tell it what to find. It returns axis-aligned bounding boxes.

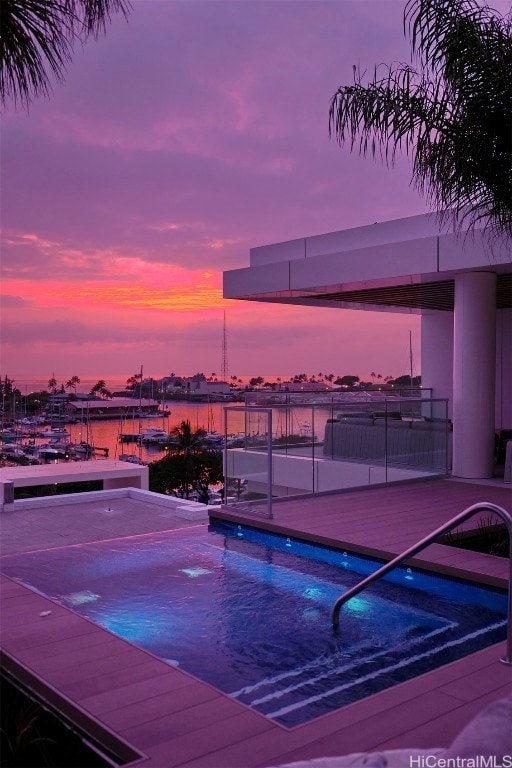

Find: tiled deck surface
[1,477,511,767]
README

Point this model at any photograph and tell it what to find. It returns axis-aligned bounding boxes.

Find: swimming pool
[1,521,507,727]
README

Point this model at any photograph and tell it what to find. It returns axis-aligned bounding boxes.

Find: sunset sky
[2,0,487,386]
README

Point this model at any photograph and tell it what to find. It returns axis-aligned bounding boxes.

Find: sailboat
[118,365,147,464]
[204,392,223,446]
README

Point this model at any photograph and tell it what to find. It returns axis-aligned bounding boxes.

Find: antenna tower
[221,311,228,381]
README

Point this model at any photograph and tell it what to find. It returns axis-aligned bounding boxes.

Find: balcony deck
[1,477,511,767]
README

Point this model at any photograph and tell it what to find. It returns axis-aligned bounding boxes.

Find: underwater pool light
[63,590,100,606]
[303,586,323,601]
[179,567,212,578]
[345,596,371,614]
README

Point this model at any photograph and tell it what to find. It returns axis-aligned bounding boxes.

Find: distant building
[184,376,230,397]
[286,382,330,392]
[48,393,69,406]
[65,398,160,420]
[161,376,185,392]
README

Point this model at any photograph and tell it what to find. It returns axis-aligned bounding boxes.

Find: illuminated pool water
[1,521,507,727]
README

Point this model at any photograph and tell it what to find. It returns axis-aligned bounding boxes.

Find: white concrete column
[452,271,496,478]
[421,311,454,420]
[496,308,512,431]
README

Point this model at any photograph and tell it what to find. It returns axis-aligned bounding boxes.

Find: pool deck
[1,477,511,767]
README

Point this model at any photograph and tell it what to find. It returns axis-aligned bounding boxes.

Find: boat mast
[221,310,228,382]
[138,364,143,458]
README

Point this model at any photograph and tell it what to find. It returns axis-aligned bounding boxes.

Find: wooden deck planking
[143,710,276,767]
[216,479,511,585]
[79,670,200,716]
[1,478,511,767]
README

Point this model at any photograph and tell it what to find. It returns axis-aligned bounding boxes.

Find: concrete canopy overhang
[223,214,512,314]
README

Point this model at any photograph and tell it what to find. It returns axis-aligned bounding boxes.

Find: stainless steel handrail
[332,502,512,665]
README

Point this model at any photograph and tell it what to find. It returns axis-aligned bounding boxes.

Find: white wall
[421,311,454,419]
[225,448,436,496]
[421,307,512,432]
[496,308,512,430]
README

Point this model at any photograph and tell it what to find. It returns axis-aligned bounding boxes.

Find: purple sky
[1,0,460,386]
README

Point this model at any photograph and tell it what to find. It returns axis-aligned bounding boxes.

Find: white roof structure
[0,460,149,510]
[224,214,511,313]
[66,398,159,411]
[224,213,512,480]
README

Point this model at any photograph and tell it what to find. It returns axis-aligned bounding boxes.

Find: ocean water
[6,374,336,463]
[67,404,241,462]
[7,396,323,464]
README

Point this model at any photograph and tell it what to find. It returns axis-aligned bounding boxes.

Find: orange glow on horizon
[4,273,227,312]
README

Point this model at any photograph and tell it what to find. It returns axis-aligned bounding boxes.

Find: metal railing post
[331,502,512,665]
[267,409,273,519]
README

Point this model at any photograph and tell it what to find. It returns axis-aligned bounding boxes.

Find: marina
[1,402,230,465]
[0,399,330,466]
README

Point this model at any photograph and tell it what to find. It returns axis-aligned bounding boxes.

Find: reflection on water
[68,402,238,463]
[65,402,329,464]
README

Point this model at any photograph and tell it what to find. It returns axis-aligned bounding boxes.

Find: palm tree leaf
[0,0,73,104]
[330,0,512,243]
[0,0,131,107]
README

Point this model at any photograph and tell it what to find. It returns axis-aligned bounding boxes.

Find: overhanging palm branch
[0,0,130,107]
[329,0,512,243]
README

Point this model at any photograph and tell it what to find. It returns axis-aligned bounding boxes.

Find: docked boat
[38,449,62,461]
[139,428,171,445]
[1,444,26,458]
[38,427,70,439]
[119,453,146,465]
[73,441,95,458]
[16,416,45,427]
[38,442,70,458]
[204,430,224,447]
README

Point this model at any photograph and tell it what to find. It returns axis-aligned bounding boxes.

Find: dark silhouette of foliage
[148,420,222,499]
[1,0,131,108]
[1,672,110,766]
[329,0,512,244]
[149,449,222,500]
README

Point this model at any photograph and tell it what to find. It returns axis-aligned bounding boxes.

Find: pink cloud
[1,1,427,382]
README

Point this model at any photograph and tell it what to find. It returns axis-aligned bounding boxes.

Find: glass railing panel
[270,404,318,495]
[223,407,273,518]
[224,398,449,507]
[245,388,433,408]
[383,399,449,477]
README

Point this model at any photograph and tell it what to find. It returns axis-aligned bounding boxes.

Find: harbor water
[10,400,325,465]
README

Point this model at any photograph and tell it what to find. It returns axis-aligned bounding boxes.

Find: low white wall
[225,448,435,496]
[0,461,149,511]
[104,475,148,491]
[0,485,203,513]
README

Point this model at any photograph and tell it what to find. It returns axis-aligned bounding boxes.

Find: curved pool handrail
[331,502,512,665]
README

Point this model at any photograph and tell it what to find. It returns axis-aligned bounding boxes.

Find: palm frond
[63,0,130,36]
[0,0,131,107]
[330,0,512,243]
[0,0,73,104]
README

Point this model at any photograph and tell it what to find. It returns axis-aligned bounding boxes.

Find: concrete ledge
[1,482,206,517]
[175,505,210,521]
[0,460,150,511]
